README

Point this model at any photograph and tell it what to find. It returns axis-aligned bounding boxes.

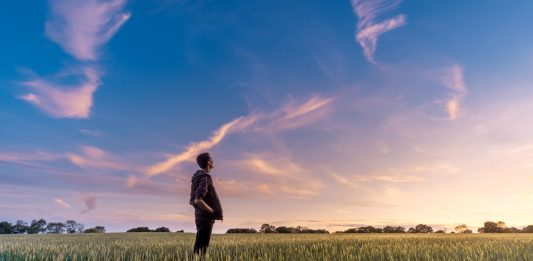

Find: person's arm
[194,198,214,213]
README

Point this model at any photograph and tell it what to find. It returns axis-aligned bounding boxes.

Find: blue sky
[1,0,533,233]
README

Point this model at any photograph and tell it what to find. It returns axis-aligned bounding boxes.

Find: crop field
[1,233,533,261]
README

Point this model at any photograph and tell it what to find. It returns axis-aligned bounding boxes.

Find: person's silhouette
[189,152,223,256]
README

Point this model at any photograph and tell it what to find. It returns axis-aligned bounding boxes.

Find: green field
[1,233,533,260]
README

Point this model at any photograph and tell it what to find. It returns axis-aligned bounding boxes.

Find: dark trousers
[193,219,215,255]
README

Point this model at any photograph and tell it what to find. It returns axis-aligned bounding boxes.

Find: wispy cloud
[46,0,131,61]
[126,176,138,187]
[242,156,303,176]
[146,115,259,176]
[18,0,130,118]
[264,95,334,131]
[66,145,134,171]
[442,65,467,120]
[19,67,100,118]
[0,150,62,166]
[0,145,136,174]
[54,198,71,208]
[350,0,407,64]
[81,195,97,214]
[146,95,333,176]
[230,153,324,199]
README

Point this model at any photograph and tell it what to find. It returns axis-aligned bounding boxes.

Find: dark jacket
[189,170,223,220]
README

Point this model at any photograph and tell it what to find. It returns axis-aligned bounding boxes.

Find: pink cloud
[81,195,98,214]
[442,65,468,120]
[46,0,131,61]
[19,67,100,118]
[350,0,407,64]
[145,115,259,176]
[54,198,71,208]
[66,145,135,171]
[356,15,406,64]
[0,151,62,166]
[146,95,334,177]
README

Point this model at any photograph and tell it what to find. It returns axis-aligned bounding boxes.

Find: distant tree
[306,229,328,234]
[455,224,470,233]
[226,228,257,233]
[0,222,14,234]
[503,227,520,233]
[260,224,276,233]
[85,226,106,233]
[355,226,382,233]
[13,220,28,234]
[154,227,170,232]
[176,230,185,233]
[522,225,533,233]
[275,226,293,233]
[65,220,84,234]
[408,224,433,233]
[463,229,473,233]
[295,226,303,233]
[480,221,506,233]
[127,227,152,232]
[383,226,405,233]
[28,219,47,234]
[435,230,446,233]
[46,222,65,234]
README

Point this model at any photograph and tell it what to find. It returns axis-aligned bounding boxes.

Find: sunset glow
[1,0,533,233]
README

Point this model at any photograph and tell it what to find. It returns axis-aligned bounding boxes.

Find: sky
[1,0,533,233]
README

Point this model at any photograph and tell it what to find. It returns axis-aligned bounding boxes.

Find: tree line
[226,221,533,234]
[0,219,105,234]
[126,227,184,233]
[227,224,329,234]
[0,219,188,234]
[3,219,532,234]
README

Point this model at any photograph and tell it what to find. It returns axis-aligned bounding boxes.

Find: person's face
[208,157,214,169]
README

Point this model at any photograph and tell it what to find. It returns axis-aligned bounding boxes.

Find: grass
[1,233,533,260]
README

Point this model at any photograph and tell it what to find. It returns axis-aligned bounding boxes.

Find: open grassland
[1,233,533,261]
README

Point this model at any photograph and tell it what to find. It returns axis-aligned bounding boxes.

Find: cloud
[46,0,131,61]
[350,0,407,64]
[66,145,134,171]
[442,65,467,120]
[0,151,62,166]
[356,15,406,64]
[126,176,138,187]
[81,196,97,214]
[17,0,130,118]
[213,178,252,197]
[327,170,360,189]
[264,95,334,131]
[242,156,303,176]
[146,95,333,176]
[54,198,71,208]
[19,67,100,118]
[229,153,324,199]
[146,115,259,176]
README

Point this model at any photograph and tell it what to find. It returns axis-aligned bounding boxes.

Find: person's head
[196,152,213,171]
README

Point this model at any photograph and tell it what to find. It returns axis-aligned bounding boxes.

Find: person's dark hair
[196,152,211,169]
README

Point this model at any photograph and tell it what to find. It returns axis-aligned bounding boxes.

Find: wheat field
[1,233,533,260]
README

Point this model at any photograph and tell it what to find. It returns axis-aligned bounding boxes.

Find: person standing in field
[189,152,223,256]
